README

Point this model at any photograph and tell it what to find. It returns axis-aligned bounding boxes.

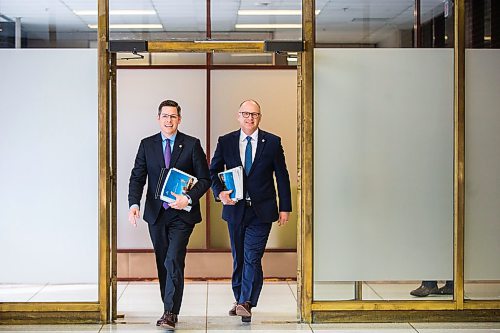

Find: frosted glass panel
[117,69,207,249]
[0,50,98,291]
[314,49,453,282]
[465,49,500,281]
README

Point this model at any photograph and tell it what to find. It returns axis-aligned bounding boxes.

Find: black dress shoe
[437,284,454,295]
[410,284,438,297]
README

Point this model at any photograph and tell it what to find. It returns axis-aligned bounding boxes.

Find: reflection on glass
[108,0,205,41]
[0,0,97,48]
[315,0,454,47]
[212,2,301,41]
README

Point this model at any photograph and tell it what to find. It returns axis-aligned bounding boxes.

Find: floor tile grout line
[26,282,49,302]
[116,281,129,302]
[205,281,209,333]
[364,282,384,300]
[287,281,298,302]
[409,322,420,332]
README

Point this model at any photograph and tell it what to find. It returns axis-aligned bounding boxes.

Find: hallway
[1,282,499,332]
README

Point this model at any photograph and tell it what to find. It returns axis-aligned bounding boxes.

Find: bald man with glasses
[209,99,292,323]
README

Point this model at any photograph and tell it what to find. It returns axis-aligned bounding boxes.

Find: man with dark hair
[209,99,292,323]
[128,99,210,329]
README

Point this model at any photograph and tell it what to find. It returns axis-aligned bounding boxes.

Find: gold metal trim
[148,41,265,53]
[313,309,500,323]
[98,0,111,323]
[312,301,457,311]
[454,0,465,309]
[464,301,500,310]
[299,0,315,323]
[110,52,118,322]
[0,303,100,312]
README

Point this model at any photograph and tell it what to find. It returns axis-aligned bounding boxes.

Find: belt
[245,200,252,207]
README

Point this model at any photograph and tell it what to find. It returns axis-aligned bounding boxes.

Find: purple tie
[163,139,171,209]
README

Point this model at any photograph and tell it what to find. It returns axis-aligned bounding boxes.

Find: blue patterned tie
[244,136,252,175]
[163,139,171,209]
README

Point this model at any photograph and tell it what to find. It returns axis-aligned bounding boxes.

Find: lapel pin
[179,144,183,148]
[262,139,265,142]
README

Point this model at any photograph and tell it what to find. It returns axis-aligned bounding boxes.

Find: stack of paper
[160,168,198,212]
[218,166,244,201]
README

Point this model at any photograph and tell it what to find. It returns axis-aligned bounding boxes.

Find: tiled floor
[1,282,500,332]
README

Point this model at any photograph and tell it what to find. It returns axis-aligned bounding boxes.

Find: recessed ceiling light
[238,9,320,15]
[235,24,302,29]
[75,10,156,16]
[88,24,163,29]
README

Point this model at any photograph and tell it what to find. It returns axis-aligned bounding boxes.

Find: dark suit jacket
[210,129,292,224]
[128,131,210,225]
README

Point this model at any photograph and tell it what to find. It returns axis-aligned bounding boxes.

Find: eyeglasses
[160,114,179,120]
[239,111,261,119]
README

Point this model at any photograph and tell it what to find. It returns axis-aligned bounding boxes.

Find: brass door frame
[298,0,500,323]
[3,0,499,325]
[0,0,111,324]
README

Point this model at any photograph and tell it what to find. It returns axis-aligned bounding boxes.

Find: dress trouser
[227,206,272,306]
[148,208,194,314]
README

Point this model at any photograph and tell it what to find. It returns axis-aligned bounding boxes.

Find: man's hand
[170,193,189,210]
[278,211,290,226]
[128,207,140,227]
[219,190,235,205]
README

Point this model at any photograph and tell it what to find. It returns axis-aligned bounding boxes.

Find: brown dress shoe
[229,302,237,316]
[156,312,178,326]
[236,301,252,317]
[157,311,176,329]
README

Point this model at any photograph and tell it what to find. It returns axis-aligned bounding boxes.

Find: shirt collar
[240,128,259,142]
[161,131,177,143]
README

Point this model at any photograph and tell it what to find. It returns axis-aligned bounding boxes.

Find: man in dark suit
[128,99,210,329]
[209,99,292,323]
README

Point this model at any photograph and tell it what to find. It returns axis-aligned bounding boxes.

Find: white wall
[314,48,454,282]
[0,49,98,285]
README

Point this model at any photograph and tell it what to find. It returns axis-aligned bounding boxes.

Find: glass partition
[464,0,500,300]
[315,0,454,48]
[0,0,97,48]
[0,49,98,302]
[314,48,454,301]
[107,1,206,41]
[212,1,301,41]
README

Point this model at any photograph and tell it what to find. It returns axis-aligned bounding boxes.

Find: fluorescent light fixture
[238,9,320,15]
[75,9,156,16]
[88,24,163,29]
[484,36,491,41]
[235,24,302,29]
[287,57,297,62]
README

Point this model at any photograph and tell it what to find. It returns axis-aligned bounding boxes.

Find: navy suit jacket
[128,131,210,225]
[210,129,292,224]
